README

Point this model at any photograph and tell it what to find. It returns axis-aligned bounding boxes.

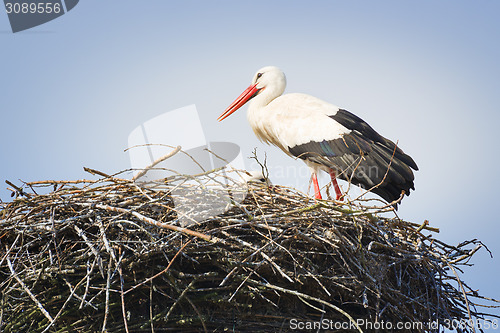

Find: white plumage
[218,66,418,206]
[241,170,271,185]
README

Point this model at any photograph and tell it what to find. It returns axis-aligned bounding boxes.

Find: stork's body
[218,66,418,206]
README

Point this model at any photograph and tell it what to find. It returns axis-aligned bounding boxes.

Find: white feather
[246,67,350,154]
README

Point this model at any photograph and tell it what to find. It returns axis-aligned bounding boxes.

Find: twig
[83,167,112,179]
[101,259,113,332]
[77,203,221,244]
[221,230,293,283]
[5,180,32,197]
[132,146,181,181]
[7,257,53,324]
[149,280,155,333]
[74,224,104,277]
[246,278,363,333]
[41,276,88,333]
[448,244,482,265]
[118,247,130,333]
[165,280,196,321]
[124,239,193,296]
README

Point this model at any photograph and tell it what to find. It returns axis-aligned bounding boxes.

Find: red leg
[311,172,322,199]
[329,169,343,201]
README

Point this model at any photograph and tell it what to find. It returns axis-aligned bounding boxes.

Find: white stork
[218,66,418,206]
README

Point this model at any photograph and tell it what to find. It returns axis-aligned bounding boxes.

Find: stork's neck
[248,79,286,114]
[246,84,284,147]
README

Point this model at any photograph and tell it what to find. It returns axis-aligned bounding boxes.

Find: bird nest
[1,167,498,333]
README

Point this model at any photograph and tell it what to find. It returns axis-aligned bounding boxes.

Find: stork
[218,66,418,206]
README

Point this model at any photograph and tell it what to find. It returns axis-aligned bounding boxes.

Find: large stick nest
[0,167,498,332]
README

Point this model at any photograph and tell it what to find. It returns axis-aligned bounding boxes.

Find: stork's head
[218,66,286,121]
[241,170,272,185]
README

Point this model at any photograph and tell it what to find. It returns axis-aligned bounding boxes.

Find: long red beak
[218,83,259,121]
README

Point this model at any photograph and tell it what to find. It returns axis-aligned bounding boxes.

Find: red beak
[218,83,259,121]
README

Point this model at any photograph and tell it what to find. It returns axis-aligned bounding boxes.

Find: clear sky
[1,0,499,323]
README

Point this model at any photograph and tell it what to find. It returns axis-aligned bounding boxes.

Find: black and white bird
[241,170,271,185]
[218,66,418,206]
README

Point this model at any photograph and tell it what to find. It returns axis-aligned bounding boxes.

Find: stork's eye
[256,72,263,79]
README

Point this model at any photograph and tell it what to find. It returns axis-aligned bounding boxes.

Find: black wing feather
[288,109,418,205]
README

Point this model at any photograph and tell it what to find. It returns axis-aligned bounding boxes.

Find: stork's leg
[311,172,322,200]
[329,169,343,201]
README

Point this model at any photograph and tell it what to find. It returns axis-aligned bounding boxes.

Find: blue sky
[1,0,499,323]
